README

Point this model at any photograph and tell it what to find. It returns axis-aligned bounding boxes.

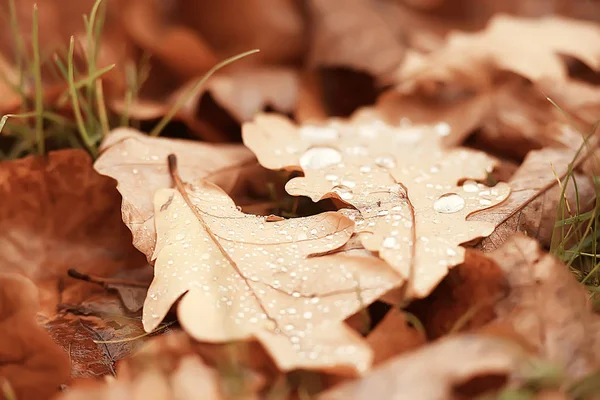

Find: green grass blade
[31,4,45,155]
[149,49,260,137]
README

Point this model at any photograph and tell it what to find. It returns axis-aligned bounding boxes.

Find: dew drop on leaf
[375,155,396,169]
[299,147,343,169]
[332,185,354,200]
[433,193,465,214]
[462,180,480,193]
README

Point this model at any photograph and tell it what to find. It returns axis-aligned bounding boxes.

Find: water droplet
[383,236,398,249]
[299,125,339,143]
[303,311,313,319]
[479,198,492,206]
[433,193,465,214]
[375,155,396,169]
[435,122,451,136]
[360,165,372,173]
[175,233,185,240]
[462,180,479,193]
[299,147,342,170]
[325,174,339,182]
[132,168,139,175]
[332,185,354,200]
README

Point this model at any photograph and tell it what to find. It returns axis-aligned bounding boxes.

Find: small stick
[67,268,148,288]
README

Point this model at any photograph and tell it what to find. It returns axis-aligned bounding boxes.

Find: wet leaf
[487,234,600,379]
[243,111,509,297]
[0,273,70,400]
[470,148,595,252]
[319,334,527,400]
[94,129,258,258]
[142,163,402,374]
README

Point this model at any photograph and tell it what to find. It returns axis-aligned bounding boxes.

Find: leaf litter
[3,1,600,399]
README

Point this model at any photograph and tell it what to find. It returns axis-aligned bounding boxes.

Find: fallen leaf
[56,331,260,400]
[45,294,152,378]
[0,149,144,316]
[397,14,600,89]
[243,111,509,297]
[470,148,595,252]
[487,234,600,379]
[0,273,70,400]
[319,334,528,400]
[307,0,405,80]
[112,66,300,134]
[94,128,259,258]
[407,248,507,339]
[399,14,600,90]
[142,160,402,374]
[366,308,426,365]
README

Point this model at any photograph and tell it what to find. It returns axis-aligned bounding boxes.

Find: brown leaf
[44,305,147,379]
[407,248,507,339]
[318,334,528,400]
[94,129,258,259]
[307,0,405,80]
[366,308,426,365]
[487,234,600,379]
[397,14,600,89]
[470,148,595,252]
[0,149,144,316]
[0,273,70,400]
[144,177,402,374]
[56,331,260,400]
[243,111,509,297]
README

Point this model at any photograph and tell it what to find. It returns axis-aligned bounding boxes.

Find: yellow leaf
[243,110,509,297]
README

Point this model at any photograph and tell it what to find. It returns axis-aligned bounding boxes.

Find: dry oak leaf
[0,273,70,400]
[397,14,600,89]
[0,149,144,317]
[319,334,527,400]
[94,128,257,258]
[243,111,509,297]
[112,66,300,134]
[487,234,600,379]
[307,0,405,80]
[57,330,261,400]
[143,173,402,374]
[470,147,595,252]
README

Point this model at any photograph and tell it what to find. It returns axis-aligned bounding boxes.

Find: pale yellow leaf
[144,179,402,374]
[243,111,509,297]
[94,128,256,257]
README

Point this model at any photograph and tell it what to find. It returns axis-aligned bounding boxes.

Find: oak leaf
[487,234,600,379]
[307,0,405,79]
[142,160,402,374]
[470,148,595,252]
[0,149,144,316]
[397,14,600,89]
[319,334,527,400]
[94,128,258,258]
[243,111,509,297]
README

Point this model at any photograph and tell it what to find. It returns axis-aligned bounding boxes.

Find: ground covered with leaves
[2,0,600,399]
